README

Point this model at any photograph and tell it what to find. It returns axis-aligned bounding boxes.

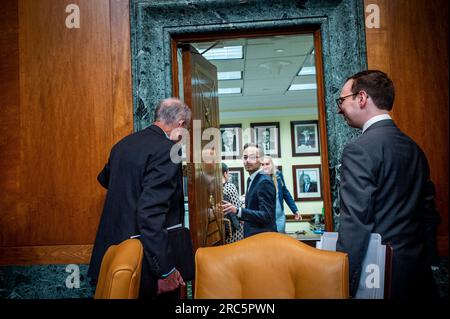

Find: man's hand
[222,200,237,215]
[157,269,185,294]
[294,212,302,221]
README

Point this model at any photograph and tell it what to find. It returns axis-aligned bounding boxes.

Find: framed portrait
[220,124,242,159]
[228,167,245,195]
[250,122,281,158]
[290,120,320,156]
[292,165,322,201]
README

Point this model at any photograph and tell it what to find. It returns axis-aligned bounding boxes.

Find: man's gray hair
[155,98,191,125]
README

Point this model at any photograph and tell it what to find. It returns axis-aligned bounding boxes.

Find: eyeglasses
[243,155,259,161]
[335,93,358,109]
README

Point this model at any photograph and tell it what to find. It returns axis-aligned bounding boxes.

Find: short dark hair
[221,163,229,175]
[346,70,395,111]
[243,142,264,157]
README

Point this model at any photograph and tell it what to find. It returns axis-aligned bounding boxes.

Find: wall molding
[0,245,93,266]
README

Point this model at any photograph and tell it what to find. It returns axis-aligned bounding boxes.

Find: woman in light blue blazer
[261,156,301,233]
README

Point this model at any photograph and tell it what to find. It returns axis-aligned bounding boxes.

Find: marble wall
[0,265,94,299]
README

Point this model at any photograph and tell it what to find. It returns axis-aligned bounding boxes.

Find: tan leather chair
[94,239,143,299]
[195,232,349,299]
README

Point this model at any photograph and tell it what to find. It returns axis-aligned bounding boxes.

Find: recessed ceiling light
[200,46,243,60]
[218,87,242,95]
[218,71,242,80]
[288,83,317,91]
[298,66,316,76]
[258,60,291,74]
[275,49,284,53]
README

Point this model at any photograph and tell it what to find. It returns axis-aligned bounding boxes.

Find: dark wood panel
[365,0,449,255]
[0,0,21,246]
[0,0,133,258]
[110,0,133,143]
[181,44,224,251]
[314,29,333,232]
[16,0,114,246]
[0,245,93,265]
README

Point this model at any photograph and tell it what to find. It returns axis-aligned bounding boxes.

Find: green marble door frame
[130,0,368,231]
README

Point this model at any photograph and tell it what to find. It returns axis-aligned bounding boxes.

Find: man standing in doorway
[335,70,440,299]
[222,143,276,237]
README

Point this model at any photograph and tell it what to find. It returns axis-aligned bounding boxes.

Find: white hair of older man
[155,98,191,125]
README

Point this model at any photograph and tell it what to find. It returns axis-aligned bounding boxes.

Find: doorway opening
[172,28,332,251]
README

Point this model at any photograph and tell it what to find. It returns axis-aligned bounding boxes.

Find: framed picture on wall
[292,164,322,201]
[220,124,242,159]
[291,120,320,156]
[228,167,245,195]
[250,122,281,158]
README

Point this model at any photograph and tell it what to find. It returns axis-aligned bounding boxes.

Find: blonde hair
[262,155,278,193]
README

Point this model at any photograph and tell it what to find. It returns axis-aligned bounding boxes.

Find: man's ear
[358,91,369,109]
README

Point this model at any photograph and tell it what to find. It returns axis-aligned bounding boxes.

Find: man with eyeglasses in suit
[335,70,441,299]
[221,143,276,238]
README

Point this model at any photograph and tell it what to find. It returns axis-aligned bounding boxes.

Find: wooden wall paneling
[0,0,20,246]
[110,0,133,143]
[365,0,449,254]
[0,0,133,264]
[0,244,93,265]
[18,0,114,246]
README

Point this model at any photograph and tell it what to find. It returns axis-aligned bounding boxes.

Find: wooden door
[180,44,224,252]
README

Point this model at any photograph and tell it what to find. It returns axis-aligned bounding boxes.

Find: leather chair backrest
[195,232,349,299]
[94,239,143,299]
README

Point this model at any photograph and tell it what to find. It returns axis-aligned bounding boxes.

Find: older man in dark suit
[222,143,276,237]
[88,98,191,298]
[336,70,441,299]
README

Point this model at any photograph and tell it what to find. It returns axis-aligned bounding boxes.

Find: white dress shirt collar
[247,168,262,190]
[362,114,392,133]
[163,130,170,139]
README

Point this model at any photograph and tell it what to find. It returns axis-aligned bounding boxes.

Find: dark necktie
[246,177,251,192]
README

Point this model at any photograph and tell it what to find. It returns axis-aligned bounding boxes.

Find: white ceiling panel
[218,79,243,89]
[292,75,317,85]
[191,34,317,115]
[211,59,245,71]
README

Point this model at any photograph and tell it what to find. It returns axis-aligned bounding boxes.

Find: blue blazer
[276,171,298,213]
[241,171,277,237]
